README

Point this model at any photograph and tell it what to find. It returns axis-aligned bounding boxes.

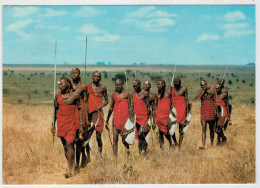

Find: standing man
[52,77,83,178]
[132,79,150,154]
[171,77,189,149]
[87,71,109,156]
[213,77,230,145]
[154,80,174,148]
[70,68,89,169]
[106,79,131,157]
[195,80,217,150]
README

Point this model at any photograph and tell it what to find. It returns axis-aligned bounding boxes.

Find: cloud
[196,33,220,43]
[223,11,246,22]
[74,7,103,17]
[35,25,70,31]
[39,8,67,17]
[147,11,178,18]
[13,7,39,17]
[6,19,34,38]
[92,34,120,42]
[221,23,249,30]
[126,6,156,18]
[136,18,175,32]
[79,23,120,42]
[81,24,106,35]
[224,30,254,38]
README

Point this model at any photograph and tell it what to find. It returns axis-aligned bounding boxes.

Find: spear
[171,65,176,86]
[222,65,228,85]
[84,36,88,83]
[52,39,57,147]
[125,70,128,90]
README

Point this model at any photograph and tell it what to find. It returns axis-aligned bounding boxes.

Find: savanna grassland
[2,65,255,184]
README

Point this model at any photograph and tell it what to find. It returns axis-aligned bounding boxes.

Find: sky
[2,5,255,65]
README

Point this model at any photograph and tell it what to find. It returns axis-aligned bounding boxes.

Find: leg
[112,125,119,157]
[159,130,165,148]
[164,132,172,148]
[75,137,82,170]
[122,135,130,156]
[96,131,103,155]
[199,120,207,149]
[136,123,142,153]
[65,140,75,178]
[60,137,67,160]
[208,120,216,146]
[179,124,184,149]
[172,133,178,146]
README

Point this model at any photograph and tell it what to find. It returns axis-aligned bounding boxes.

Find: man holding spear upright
[70,68,89,169]
[87,71,109,157]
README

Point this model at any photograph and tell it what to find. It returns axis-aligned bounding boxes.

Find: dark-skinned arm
[98,85,109,111]
[106,94,115,130]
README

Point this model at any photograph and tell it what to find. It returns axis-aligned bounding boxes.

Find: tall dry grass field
[2,65,255,184]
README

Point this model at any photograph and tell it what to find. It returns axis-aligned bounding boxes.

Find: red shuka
[200,94,216,121]
[75,99,86,129]
[88,83,104,133]
[112,92,129,131]
[156,97,171,134]
[56,91,77,143]
[171,86,186,124]
[133,91,148,126]
[214,87,227,126]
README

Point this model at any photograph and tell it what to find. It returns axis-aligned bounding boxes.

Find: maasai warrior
[142,81,156,129]
[106,79,131,157]
[171,77,189,149]
[154,80,173,148]
[213,77,231,145]
[52,77,83,178]
[195,80,217,149]
[70,68,89,169]
[86,71,108,156]
[132,79,150,154]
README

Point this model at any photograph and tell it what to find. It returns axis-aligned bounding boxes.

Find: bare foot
[199,146,205,150]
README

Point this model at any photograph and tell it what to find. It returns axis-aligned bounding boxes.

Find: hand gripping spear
[52,40,57,147]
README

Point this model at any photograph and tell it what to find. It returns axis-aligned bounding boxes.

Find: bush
[3,71,8,76]
[44,90,50,95]
[149,75,162,82]
[17,99,23,104]
[33,90,38,94]
[126,70,131,74]
[3,88,9,94]
[242,80,246,83]
[228,80,232,85]
[206,73,211,78]
[112,73,126,82]
[27,77,30,80]
[103,71,108,78]
[250,83,253,87]
[229,95,233,100]
[236,79,239,82]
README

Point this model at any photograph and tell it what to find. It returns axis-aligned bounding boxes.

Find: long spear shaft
[171,65,176,86]
[84,36,88,83]
[125,70,128,90]
[52,40,57,147]
[222,65,228,81]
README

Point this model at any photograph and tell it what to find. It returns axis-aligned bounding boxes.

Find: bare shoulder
[101,84,107,91]
[124,90,130,95]
[80,82,87,89]
[182,85,187,91]
[222,87,228,94]
[166,89,171,95]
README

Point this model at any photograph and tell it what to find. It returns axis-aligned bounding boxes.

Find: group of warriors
[51,68,232,178]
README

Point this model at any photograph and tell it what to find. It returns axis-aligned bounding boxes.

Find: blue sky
[2,5,255,65]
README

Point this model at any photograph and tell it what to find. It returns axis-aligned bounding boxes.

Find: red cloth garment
[88,83,104,133]
[75,99,86,129]
[171,86,186,124]
[213,87,227,126]
[88,83,103,113]
[112,92,129,131]
[133,91,148,126]
[156,97,171,134]
[56,91,77,143]
[216,99,227,126]
[200,94,216,121]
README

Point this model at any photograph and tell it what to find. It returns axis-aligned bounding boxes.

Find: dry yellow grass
[2,102,255,184]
